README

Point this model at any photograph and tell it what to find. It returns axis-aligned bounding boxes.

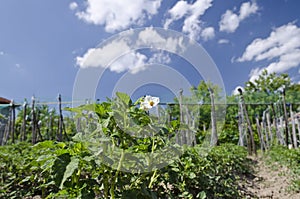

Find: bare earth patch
[239,156,300,199]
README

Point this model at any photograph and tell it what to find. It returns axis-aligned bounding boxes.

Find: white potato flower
[140,95,160,111]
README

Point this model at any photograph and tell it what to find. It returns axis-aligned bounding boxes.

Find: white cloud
[0,51,4,55]
[219,10,239,33]
[164,1,189,28]
[219,1,258,33]
[239,1,259,20]
[110,52,147,74]
[74,0,162,32]
[237,23,300,82]
[112,50,172,74]
[201,27,215,41]
[76,39,148,74]
[76,28,189,74]
[148,51,171,64]
[137,27,185,53]
[76,39,130,68]
[248,67,261,83]
[137,27,166,47]
[164,0,213,41]
[238,23,300,62]
[69,2,78,10]
[218,39,229,44]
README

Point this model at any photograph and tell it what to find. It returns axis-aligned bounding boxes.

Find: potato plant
[0,93,251,198]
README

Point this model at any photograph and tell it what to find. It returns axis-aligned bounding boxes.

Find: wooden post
[3,109,12,145]
[167,108,171,124]
[185,105,196,146]
[10,100,15,144]
[31,96,37,144]
[46,119,50,141]
[35,110,43,142]
[49,108,54,140]
[262,110,269,148]
[238,88,256,156]
[290,104,298,148]
[3,122,10,145]
[179,89,183,123]
[256,115,265,152]
[238,102,245,146]
[58,94,63,142]
[191,108,197,146]
[279,117,284,143]
[271,104,284,145]
[22,101,27,141]
[282,89,292,147]
[179,89,186,145]
[296,118,300,145]
[266,112,273,143]
[184,107,190,145]
[209,88,218,146]
[261,121,268,149]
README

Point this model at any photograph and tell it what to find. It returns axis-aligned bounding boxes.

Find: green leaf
[133,96,144,105]
[102,117,111,128]
[60,157,79,189]
[116,92,131,105]
[197,191,206,199]
[52,153,71,187]
[63,107,81,114]
[189,172,196,179]
[33,140,55,149]
[72,132,84,141]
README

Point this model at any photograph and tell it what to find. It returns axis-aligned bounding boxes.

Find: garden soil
[240,156,300,199]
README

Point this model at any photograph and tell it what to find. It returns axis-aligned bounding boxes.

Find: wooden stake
[266,112,273,144]
[282,89,292,147]
[57,94,64,142]
[271,104,284,145]
[10,100,15,144]
[290,104,298,148]
[296,118,300,145]
[49,109,54,140]
[262,110,269,148]
[3,122,10,145]
[261,121,268,149]
[31,96,37,144]
[256,115,265,152]
[209,88,218,146]
[58,94,62,141]
[238,102,245,146]
[238,88,256,156]
[178,89,186,145]
[22,101,27,141]
[35,110,43,142]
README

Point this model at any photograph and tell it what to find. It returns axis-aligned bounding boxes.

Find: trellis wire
[0,93,300,153]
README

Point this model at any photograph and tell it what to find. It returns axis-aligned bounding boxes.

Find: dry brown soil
[239,156,300,199]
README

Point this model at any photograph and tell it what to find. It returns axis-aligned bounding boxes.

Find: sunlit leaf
[59,157,79,189]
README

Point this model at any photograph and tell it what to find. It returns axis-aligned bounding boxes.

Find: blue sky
[1,0,300,103]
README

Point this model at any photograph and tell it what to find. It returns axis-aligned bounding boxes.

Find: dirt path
[240,156,300,199]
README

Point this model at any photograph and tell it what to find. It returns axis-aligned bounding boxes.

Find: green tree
[219,95,240,144]
[244,69,291,121]
[286,83,300,111]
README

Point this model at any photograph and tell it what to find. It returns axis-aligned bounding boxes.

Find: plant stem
[148,134,157,188]
[110,150,125,199]
[148,169,157,188]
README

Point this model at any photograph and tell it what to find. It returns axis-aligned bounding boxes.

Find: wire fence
[1,93,300,155]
